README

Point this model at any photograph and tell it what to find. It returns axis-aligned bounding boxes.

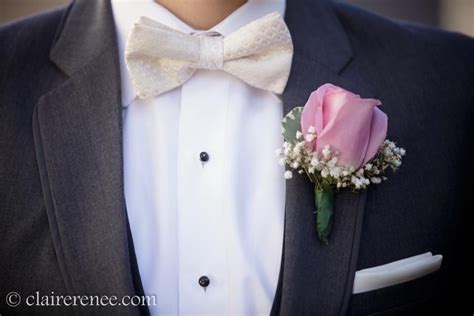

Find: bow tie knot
[191,32,224,70]
[125,12,293,98]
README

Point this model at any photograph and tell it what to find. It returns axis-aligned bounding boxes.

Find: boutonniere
[276,84,405,243]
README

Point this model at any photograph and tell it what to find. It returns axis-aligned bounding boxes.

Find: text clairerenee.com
[5,291,157,308]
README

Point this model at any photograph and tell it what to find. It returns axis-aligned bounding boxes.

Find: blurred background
[0,0,473,37]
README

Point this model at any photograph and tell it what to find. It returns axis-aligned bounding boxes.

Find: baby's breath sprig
[277,106,405,242]
[276,138,405,191]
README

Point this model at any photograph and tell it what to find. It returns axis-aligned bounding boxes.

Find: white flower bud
[294,142,304,151]
[322,145,331,158]
[371,177,382,184]
[330,167,341,178]
[305,134,315,142]
[327,157,338,167]
[321,168,329,178]
[284,171,293,179]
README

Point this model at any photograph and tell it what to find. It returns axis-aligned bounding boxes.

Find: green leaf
[315,188,335,243]
[282,106,303,144]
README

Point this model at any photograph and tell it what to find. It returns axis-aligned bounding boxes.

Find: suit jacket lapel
[272,1,377,315]
[32,0,139,308]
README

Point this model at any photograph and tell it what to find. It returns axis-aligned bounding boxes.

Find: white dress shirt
[111,1,287,314]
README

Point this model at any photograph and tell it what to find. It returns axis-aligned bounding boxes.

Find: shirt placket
[177,70,230,315]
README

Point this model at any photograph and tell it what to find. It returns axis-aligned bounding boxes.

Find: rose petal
[362,107,388,165]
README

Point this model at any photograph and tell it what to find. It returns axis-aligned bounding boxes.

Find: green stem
[315,188,335,244]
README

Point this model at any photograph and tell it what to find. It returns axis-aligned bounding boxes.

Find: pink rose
[301,83,388,168]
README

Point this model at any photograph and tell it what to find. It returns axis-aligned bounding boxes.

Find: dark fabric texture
[1,0,473,315]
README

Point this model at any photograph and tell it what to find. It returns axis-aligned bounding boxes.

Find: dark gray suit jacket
[1,0,473,314]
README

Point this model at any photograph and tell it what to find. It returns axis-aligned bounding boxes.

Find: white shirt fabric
[111,1,287,315]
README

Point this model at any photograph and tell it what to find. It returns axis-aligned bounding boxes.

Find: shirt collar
[111,0,286,107]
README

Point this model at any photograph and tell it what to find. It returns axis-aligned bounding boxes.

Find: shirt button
[199,151,210,163]
[198,276,210,288]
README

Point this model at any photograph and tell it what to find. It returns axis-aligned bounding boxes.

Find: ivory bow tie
[125,12,293,98]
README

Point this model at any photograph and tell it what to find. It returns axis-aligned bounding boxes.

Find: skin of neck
[155,0,248,30]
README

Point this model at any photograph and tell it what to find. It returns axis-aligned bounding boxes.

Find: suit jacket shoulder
[333,2,474,104]
[0,6,69,107]
[0,6,69,172]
